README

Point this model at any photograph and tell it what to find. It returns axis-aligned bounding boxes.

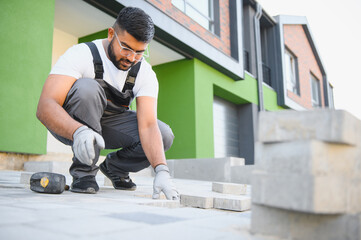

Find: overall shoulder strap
[122,61,142,92]
[84,42,104,79]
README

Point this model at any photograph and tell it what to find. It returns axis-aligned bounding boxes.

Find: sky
[255,0,361,119]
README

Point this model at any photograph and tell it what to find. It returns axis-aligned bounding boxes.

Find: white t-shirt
[50,39,158,99]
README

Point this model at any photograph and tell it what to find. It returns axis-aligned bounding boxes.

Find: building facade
[0,0,334,168]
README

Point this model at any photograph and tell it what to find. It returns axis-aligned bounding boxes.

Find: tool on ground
[30,172,69,194]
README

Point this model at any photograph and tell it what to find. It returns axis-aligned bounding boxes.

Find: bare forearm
[139,124,167,168]
[36,99,82,140]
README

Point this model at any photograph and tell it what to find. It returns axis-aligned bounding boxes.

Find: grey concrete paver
[214,196,252,211]
[258,109,360,145]
[252,170,348,214]
[0,224,75,240]
[212,182,248,195]
[26,216,150,237]
[180,194,214,208]
[92,221,243,240]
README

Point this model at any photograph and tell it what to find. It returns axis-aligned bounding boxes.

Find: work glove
[72,126,105,166]
[152,164,179,200]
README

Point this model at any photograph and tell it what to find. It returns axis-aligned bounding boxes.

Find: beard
[108,39,135,71]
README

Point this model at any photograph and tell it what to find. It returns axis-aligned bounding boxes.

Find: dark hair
[114,7,155,43]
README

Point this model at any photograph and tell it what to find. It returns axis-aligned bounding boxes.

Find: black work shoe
[71,175,99,194]
[99,161,137,191]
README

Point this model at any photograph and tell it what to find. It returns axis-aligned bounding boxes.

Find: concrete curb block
[258,110,361,145]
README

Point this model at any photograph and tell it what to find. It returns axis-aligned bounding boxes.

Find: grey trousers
[51,78,175,179]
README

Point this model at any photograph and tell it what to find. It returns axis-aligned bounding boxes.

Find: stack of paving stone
[251,109,361,240]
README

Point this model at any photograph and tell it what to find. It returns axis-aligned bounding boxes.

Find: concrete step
[231,165,256,184]
[258,109,361,145]
[251,203,361,240]
[255,140,360,177]
[167,157,245,182]
[251,170,350,214]
[24,161,72,175]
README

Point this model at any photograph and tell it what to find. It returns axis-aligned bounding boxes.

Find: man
[36,7,179,200]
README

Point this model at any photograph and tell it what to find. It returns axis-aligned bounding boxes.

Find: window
[284,48,299,94]
[310,73,321,107]
[172,0,215,33]
[328,83,334,108]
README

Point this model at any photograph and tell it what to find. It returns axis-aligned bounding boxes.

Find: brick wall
[146,0,231,56]
[284,24,324,109]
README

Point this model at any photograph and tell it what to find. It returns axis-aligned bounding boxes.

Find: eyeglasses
[113,31,149,61]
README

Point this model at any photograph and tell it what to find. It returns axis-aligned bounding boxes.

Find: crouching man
[36,7,178,200]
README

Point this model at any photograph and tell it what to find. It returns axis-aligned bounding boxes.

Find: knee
[72,78,106,104]
[158,121,174,151]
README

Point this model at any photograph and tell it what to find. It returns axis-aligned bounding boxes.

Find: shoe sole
[100,163,137,191]
[70,187,97,194]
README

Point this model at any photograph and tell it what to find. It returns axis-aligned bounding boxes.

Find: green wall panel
[193,59,259,158]
[0,0,55,154]
[263,85,285,111]
[78,29,108,44]
[153,58,283,159]
[153,60,196,159]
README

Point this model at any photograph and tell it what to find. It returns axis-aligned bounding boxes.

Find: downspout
[254,3,264,111]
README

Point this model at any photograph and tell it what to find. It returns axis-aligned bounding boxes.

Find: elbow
[36,109,41,121]
[36,102,44,122]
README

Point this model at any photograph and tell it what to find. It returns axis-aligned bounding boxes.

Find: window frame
[284,47,300,95]
[172,0,220,36]
[310,73,322,107]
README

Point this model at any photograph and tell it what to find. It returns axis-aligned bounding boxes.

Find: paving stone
[0,224,71,240]
[24,161,71,175]
[347,178,361,213]
[255,140,360,177]
[251,203,291,239]
[108,212,185,225]
[251,203,361,240]
[100,222,232,240]
[252,171,348,214]
[180,194,213,209]
[181,215,251,235]
[213,196,251,211]
[258,109,361,145]
[231,165,256,184]
[103,176,112,187]
[0,205,41,225]
[212,182,247,195]
[167,157,245,182]
[19,172,33,184]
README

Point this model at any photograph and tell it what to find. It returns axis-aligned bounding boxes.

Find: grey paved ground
[0,170,276,240]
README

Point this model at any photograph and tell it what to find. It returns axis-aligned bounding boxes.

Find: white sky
[255,0,361,119]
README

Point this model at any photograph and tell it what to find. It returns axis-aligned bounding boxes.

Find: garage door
[213,96,240,157]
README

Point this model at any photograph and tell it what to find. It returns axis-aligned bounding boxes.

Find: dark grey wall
[238,103,258,165]
[242,5,257,76]
[260,23,280,90]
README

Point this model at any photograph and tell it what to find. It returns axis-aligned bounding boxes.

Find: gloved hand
[152,164,179,200]
[72,126,105,166]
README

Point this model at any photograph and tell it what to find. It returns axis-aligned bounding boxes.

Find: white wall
[46,28,78,154]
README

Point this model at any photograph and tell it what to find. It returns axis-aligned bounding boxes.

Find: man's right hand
[152,164,179,200]
[72,126,105,165]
